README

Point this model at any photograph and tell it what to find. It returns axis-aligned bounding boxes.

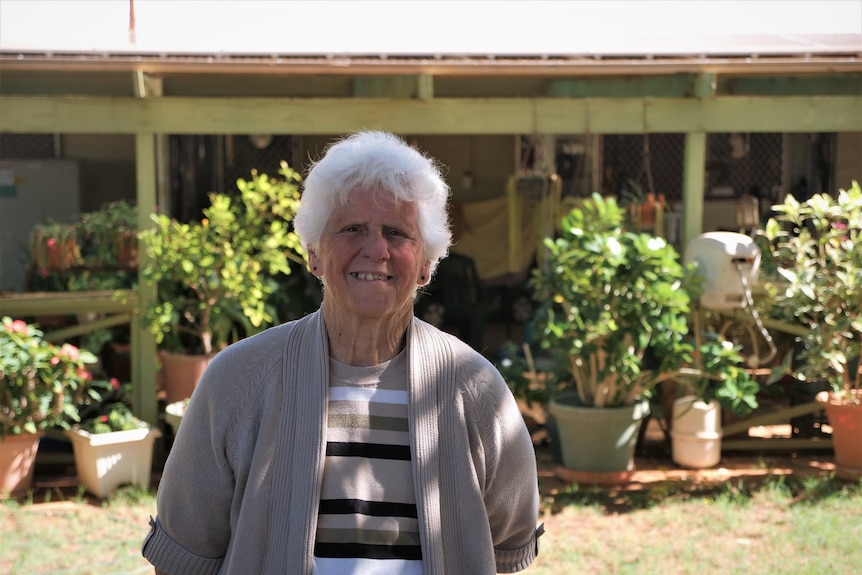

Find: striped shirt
[312,350,424,575]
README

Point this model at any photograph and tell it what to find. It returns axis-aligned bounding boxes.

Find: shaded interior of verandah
[1,67,859,467]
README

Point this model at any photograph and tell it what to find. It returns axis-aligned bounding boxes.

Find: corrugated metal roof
[1,0,860,61]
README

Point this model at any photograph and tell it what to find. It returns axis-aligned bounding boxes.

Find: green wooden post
[682,132,707,249]
[134,133,159,426]
[679,74,716,250]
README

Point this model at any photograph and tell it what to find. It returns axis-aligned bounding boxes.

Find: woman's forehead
[337,188,415,214]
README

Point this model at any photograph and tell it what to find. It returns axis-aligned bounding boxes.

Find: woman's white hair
[294,131,452,275]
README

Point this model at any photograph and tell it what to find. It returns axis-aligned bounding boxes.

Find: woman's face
[310,188,430,322]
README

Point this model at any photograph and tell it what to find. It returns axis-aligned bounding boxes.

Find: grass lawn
[532,474,862,575]
[1,487,156,575]
[2,444,861,574]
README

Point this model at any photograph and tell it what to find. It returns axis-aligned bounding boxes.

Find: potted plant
[164,398,189,438]
[530,193,756,480]
[139,162,306,402]
[496,340,568,461]
[76,200,139,268]
[0,316,96,498]
[31,219,80,272]
[757,181,862,480]
[64,377,161,498]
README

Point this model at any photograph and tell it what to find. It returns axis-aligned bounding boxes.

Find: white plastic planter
[671,395,722,468]
[164,400,187,438]
[65,427,161,498]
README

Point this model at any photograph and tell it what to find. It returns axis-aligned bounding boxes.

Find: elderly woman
[143,131,543,574]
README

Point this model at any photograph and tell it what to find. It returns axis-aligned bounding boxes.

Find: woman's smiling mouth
[351,272,392,281]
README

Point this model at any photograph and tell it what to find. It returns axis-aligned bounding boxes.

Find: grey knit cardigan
[142,310,543,574]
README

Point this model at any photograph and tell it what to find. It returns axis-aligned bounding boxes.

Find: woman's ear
[418,260,432,286]
[308,248,322,277]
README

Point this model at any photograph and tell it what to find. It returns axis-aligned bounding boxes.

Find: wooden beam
[723,401,826,437]
[693,73,717,98]
[45,313,133,343]
[0,290,137,315]
[1,95,860,135]
[723,74,862,96]
[416,73,434,101]
[721,437,833,451]
[353,75,418,98]
[549,74,699,98]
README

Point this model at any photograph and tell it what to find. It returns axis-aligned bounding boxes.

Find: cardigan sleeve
[141,321,291,574]
[141,352,239,574]
[478,368,544,572]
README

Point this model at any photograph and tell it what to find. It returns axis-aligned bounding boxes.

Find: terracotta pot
[0,432,43,499]
[816,390,862,481]
[159,351,213,404]
[115,234,139,268]
[47,239,78,270]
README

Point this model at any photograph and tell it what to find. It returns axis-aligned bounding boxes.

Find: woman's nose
[361,231,390,259]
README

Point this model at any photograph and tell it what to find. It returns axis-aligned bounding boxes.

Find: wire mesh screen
[0,134,56,158]
[223,135,296,193]
[601,133,784,203]
[706,133,783,199]
[601,134,685,202]
[554,135,595,198]
[168,134,296,222]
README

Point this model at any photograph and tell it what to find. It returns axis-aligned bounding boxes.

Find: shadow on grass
[542,472,862,516]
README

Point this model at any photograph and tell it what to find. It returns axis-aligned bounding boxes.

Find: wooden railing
[0,290,158,425]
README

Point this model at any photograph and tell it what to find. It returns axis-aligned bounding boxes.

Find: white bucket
[671,395,722,468]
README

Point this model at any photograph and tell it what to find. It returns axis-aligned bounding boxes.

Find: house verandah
[1,35,861,430]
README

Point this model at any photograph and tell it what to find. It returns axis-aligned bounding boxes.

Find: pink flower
[59,343,79,360]
[99,415,108,423]
[47,238,57,248]
[110,378,120,390]
[50,356,60,365]
[4,320,28,334]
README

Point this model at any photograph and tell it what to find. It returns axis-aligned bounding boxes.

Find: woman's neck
[321,303,411,366]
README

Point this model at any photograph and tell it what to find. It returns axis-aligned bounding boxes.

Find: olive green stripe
[315,528,422,546]
[328,413,408,432]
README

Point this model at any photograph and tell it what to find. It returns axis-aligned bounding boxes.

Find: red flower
[99,415,109,423]
[6,320,28,334]
[110,378,120,390]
